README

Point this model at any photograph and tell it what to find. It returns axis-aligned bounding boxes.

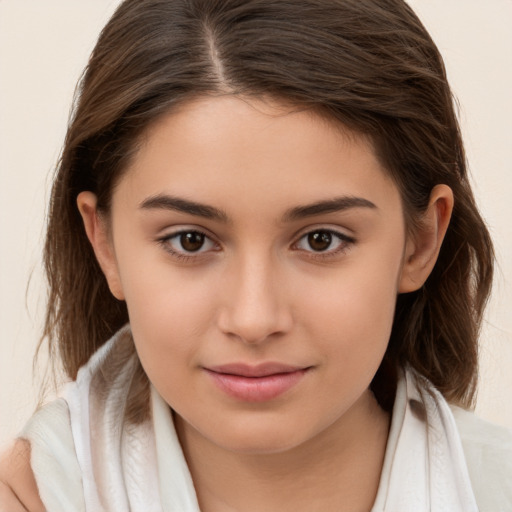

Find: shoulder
[451,405,512,511]
[21,397,72,446]
[0,439,44,512]
[20,398,85,512]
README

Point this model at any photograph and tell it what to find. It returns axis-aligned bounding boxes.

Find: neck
[175,390,390,512]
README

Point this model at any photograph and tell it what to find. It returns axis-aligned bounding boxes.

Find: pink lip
[204,363,310,402]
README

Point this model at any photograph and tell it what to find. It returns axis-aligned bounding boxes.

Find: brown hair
[42,0,493,414]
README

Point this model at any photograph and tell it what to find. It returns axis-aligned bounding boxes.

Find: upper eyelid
[291,228,356,254]
[292,228,356,248]
[159,225,217,241]
[292,225,355,242]
[158,230,219,260]
[158,227,218,246]
[295,231,353,244]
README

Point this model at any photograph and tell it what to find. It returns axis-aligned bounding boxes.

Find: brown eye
[161,230,217,257]
[294,229,353,256]
[180,232,205,252]
[307,231,333,251]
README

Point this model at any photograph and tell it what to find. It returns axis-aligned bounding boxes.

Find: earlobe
[398,184,454,293]
[77,191,125,300]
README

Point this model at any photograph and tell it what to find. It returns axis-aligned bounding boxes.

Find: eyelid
[291,226,356,258]
[157,226,221,260]
[157,224,219,242]
[292,224,355,242]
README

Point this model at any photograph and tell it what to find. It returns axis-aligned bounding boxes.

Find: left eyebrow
[283,196,377,222]
[139,194,229,222]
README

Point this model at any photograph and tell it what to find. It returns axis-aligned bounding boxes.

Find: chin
[205,416,318,455]
[219,434,305,456]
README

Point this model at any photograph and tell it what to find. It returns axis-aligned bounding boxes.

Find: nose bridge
[218,247,292,344]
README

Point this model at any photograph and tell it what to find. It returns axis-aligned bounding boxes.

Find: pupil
[181,232,205,252]
[308,231,332,251]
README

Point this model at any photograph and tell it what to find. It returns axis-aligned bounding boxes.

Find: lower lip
[205,369,309,402]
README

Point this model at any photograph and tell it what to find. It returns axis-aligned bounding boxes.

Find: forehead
[116,95,400,216]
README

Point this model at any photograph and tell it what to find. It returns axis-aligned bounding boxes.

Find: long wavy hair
[41,0,493,420]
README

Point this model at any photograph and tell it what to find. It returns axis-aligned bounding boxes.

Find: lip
[204,363,311,402]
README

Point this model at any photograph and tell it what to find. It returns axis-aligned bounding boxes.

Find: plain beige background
[1,0,511,447]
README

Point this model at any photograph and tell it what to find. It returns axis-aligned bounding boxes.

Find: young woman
[1,0,511,510]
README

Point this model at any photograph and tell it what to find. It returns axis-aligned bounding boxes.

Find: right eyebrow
[282,196,377,222]
[139,194,229,223]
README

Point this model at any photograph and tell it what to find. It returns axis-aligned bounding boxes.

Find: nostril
[215,260,293,344]
[217,302,293,345]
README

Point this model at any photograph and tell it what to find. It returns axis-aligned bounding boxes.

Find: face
[83,96,422,454]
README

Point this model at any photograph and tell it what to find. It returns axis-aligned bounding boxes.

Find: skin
[0,440,44,512]
[0,95,453,511]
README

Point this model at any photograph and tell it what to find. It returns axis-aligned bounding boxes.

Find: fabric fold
[24,327,480,511]
[371,370,478,511]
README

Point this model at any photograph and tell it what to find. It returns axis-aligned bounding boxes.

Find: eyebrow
[283,196,377,221]
[139,194,377,223]
[140,194,229,222]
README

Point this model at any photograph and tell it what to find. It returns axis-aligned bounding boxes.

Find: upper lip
[205,363,309,378]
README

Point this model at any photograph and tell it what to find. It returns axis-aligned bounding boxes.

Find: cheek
[295,268,399,418]
[298,249,402,365]
[118,259,217,381]
[116,235,215,331]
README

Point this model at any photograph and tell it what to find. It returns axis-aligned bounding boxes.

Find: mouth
[203,363,311,402]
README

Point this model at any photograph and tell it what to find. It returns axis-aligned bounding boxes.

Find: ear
[77,191,125,300]
[399,184,454,293]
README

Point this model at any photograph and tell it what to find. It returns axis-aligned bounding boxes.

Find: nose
[217,253,293,345]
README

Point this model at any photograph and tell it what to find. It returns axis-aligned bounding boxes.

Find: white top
[22,326,512,511]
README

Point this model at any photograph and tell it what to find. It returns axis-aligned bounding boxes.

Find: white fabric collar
[371,369,478,511]
[64,326,477,511]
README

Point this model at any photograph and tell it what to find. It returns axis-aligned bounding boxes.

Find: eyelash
[157,229,218,262]
[157,228,355,262]
[293,229,355,259]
